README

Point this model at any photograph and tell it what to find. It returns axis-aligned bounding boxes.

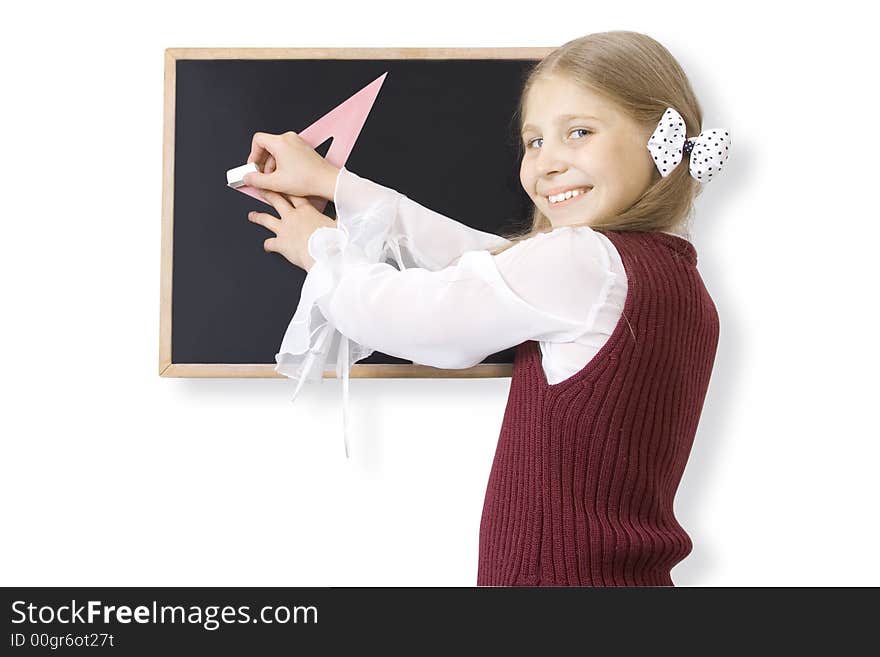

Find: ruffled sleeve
[273,166,511,458]
[273,171,399,459]
[336,166,513,271]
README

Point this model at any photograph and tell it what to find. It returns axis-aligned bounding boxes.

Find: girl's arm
[276,223,617,371]
[334,166,513,272]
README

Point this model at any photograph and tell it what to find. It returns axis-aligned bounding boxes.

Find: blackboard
[160,48,551,378]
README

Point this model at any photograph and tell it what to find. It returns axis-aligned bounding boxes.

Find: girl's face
[519,75,656,228]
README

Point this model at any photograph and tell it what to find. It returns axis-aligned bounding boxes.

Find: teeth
[547,187,590,204]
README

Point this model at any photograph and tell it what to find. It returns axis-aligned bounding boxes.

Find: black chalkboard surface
[159,48,551,378]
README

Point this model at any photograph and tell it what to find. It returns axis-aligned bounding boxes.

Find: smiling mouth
[546,187,591,208]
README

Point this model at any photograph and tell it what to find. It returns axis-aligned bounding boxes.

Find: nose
[535,140,568,177]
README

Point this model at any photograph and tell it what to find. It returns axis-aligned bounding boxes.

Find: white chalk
[226,162,259,188]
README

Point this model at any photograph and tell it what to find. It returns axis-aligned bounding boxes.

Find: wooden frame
[160,47,553,378]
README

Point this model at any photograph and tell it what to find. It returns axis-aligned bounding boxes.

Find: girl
[243,31,728,587]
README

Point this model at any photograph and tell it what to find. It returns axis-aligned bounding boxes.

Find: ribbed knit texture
[477,230,720,586]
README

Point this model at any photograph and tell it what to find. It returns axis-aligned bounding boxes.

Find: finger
[266,154,276,174]
[260,189,294,213]
[246,132,277,168]
[242,169,275,189]
[285,194,309,209]
[248,211,282,233]
[263,237,278,253]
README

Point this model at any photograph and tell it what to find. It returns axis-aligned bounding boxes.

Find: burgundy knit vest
[477,230,720,587]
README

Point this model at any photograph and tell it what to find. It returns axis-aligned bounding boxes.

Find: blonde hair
[489,30,705,256]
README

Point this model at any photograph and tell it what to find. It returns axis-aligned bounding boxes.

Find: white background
[2,0,877,587]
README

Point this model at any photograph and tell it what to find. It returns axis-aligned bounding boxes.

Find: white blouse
[274,166,688,457]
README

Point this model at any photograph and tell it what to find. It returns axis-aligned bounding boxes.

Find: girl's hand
[247,190,336,272]
[243,131,339,200]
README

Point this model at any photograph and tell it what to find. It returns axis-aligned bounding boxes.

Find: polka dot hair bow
[646,107,731,182]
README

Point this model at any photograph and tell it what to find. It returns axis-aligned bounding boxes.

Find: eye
[524,128,592,150]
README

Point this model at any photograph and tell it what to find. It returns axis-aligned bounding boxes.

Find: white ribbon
[647,107,731,182]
